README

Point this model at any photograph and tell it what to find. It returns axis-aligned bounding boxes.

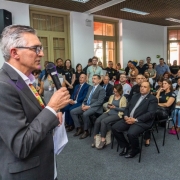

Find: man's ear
[10,48,20,60]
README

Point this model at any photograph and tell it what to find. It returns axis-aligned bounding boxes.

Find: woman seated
[170,77,180,134]
[154,77,164,91]
[145,79,176,146]
[163,71,172,81]
[92,84,127,149]
[144,71,153,86]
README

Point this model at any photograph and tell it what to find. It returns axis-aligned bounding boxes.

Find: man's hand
[125,117,136,124]
[69,99,75,105]
[82,105,90,111]
[57,112,63,126]
[47,87,71,112]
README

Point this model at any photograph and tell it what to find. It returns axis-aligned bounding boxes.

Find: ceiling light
[121,8,149,15]
[165,18,180,23]
[72,0,89,3]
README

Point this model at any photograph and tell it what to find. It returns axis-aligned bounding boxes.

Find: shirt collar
[5,62,35,84]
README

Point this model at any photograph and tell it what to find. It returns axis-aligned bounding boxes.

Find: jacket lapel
[137,93,151,108]
[2,63,42,111]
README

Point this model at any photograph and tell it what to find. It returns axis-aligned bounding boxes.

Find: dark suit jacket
[0,63,59,180]
[124,93,158,128]
[102,83,113,103]
[69,83,89,108]
[83,85,106,114]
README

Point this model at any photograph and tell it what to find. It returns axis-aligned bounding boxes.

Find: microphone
[46,62,62,90]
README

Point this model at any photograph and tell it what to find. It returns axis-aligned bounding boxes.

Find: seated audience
[156,79,175,120]
[170,77,180,135]
[129,61,139,85]
[56,58,64,74]
[92,84,127,149]
[125,60,132,76]
[147,63,156,81]
[112,82,158,158]
[39,60,49,81]
[62,59,76,95]
[172,69,180,84]
[154,77,164,91]
[83,58,92,74]
[163,71,171,81]
[32,70,41,93]
[74,63,83,87]
[118,74,132,99]
[63,73,89,132]
[128,74,144,101]
[70,74,106,139]
[144,71,153,85]
[105,61,117,81]
[102,76,114,111]
[39,63,65,103]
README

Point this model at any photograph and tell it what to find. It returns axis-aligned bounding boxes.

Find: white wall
[70,12,94,68]
[122,19,167,67]
[0,0,30,67]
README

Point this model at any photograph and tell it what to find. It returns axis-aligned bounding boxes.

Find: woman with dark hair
[62,59,76,95]
[74,63,83,87]
[163,71,171,81]
[145,79,176,146]
[155,77,164,91]
[92,84,127,149]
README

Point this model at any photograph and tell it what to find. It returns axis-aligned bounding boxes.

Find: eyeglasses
[15,46,43,55]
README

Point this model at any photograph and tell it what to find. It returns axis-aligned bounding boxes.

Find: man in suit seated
[70,74,106,139]
[63,73,89,131]
[102,75,113,111]
[112,82,158,158]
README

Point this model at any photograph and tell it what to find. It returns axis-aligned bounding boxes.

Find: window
[94,20,117,68]
[30,9,70,69]
[168,29,180,65]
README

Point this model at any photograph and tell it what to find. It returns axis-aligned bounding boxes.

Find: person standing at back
[155,58,170,78]
[87,56,103,85]
[0,25,70,180]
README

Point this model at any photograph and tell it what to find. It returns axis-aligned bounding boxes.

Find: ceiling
[8,0,180,26]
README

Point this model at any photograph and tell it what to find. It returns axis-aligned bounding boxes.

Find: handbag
[95,130,111,148]
[156,106,169,120]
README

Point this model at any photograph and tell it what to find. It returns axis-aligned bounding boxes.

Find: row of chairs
[87,111,179,163]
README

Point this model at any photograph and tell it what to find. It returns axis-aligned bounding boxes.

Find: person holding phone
[92,84,127,149]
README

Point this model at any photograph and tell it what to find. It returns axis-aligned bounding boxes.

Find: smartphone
[108,104,112,106]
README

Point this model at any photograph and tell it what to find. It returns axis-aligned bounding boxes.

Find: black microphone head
[46,62,57,74]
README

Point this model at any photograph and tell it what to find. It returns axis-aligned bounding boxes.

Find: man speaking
[0,25,70,180]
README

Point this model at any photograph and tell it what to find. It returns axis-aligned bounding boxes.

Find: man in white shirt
[0,25,70,180]
[119,74,132,99]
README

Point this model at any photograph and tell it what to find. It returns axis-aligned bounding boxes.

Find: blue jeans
[172,108,180,127]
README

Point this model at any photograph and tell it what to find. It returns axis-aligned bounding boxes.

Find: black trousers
[112,120,147,154]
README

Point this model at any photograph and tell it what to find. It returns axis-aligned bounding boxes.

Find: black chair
[111,121,160,163]
[154,111,179,146]
[139,125,160,163]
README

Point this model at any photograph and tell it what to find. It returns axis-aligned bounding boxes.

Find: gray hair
[0,25,36,61]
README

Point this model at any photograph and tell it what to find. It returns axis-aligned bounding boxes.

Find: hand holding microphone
[46,62,71,112]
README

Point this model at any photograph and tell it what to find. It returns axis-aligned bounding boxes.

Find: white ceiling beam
[85,0,126,14]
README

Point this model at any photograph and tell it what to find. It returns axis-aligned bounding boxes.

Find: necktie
[87,87,95,105]
[74,85,81,100]
[29,84,45,108]
[129,96,144,117]
[103,85,107,90]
